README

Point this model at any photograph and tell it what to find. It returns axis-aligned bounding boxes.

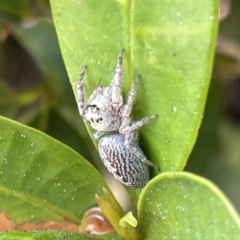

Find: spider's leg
[102,86,114,108]
[111,49,124,109]
[77,65,87,117]
[88,86,104,103]
[124,114,158,133]
[119,75,140,133]
[124,132,159,171]
[93,130,105,140]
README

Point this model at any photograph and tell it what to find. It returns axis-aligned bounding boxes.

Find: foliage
[0,0,239,239]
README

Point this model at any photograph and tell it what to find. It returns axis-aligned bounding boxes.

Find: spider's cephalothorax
[77,50,124,140]
[83,102,122,132]
[77,50,158,140]
[77,50,159,187]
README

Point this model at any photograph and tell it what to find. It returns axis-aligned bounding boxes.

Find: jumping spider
[77,50,159,180]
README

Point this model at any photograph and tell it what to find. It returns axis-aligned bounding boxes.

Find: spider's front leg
[124,131,159,171]
[111,49,124,109]
[88,86,104,103]
[77,65,87,117]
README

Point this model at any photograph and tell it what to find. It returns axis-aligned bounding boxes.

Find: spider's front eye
[99,118,103,121]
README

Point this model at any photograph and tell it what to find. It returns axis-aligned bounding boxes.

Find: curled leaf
[119,212,137,228]
[79,207,115,235]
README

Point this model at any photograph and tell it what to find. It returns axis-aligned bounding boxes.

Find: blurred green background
[0,0,239,212]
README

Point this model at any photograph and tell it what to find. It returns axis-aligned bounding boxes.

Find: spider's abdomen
[98,134,149,188]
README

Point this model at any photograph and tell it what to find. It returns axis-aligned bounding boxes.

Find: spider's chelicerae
[77,50,159,187]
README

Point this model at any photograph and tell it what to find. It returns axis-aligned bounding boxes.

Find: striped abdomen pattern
[98,134,149,188]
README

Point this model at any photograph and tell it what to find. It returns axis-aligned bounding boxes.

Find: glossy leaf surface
[138,172,240,239]
[0,116,107,225]
[50,0,218,173]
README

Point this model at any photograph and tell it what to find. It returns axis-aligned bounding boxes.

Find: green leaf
[12,19,97,164]
[0,230,103,240]
[0,0,30,22]
[138,172,240,240]
[50,0,218,173]
[119,211,137,228]
[13,19,70,104]
[0,81,20,118]
[186,79,219,175]
[46,109,95,163]
[0,116,108,225]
